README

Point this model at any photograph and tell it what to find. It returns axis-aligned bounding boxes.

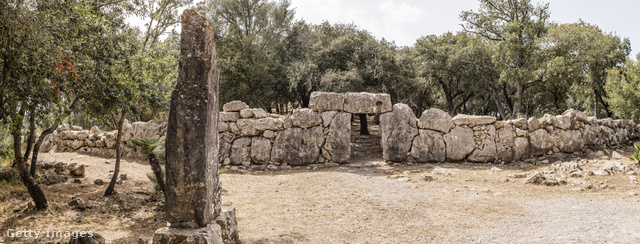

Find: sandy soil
[1,124,639,243]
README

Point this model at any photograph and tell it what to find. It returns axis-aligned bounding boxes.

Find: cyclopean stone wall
[387,107,640,163]
[41,92,640,167]
[40,121,167,160]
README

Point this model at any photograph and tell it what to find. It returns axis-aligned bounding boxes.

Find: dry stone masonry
[402,108,639,163]
[44,94,640,168]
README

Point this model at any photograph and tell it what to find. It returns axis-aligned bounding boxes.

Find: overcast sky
[290,0,640,57]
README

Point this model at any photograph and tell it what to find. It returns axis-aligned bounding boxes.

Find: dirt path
[1,146,640,243]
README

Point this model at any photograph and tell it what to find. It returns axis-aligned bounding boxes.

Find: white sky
[290,0,640,57]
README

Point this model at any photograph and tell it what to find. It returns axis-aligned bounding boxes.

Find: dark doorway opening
[350,114,383,163]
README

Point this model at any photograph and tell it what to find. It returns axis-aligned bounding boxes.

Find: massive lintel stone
[309,92,345,111]
[418,108,454,133]
[271,126,324,166]
[344,92,392,114]
[452,114,496,126]
[381,103,418,161]
[164,9,221,229]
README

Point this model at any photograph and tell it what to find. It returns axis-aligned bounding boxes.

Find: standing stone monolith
[154,9,231,244]
[164,8,220,228]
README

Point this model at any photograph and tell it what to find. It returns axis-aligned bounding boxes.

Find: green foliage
[630,142,640,164]
[605,55,640,122]
[146,172,164,193]
[128,138,165,157]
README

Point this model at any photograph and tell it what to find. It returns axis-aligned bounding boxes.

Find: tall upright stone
[154,9,234,244]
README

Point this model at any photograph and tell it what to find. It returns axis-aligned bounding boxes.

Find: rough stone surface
[164,9,221,228]
[69,164,85,177]
[452,114,496,126]
[320,111,338,127]
[271,126,324,166]
[219,112,239,122]
[418,108,454,133]
[250,137,271,164]
[411,130,446,162]
[68,232,105,244]
[343,92,392,114]
[153,225,223,244]
[309,92,345,111]
[223,101,249,112]
[495,124,516,163]
[214,206,239,244]
[380,104,418,161]
[555,130,584,153]
[236,118,283,136]
[323,112,351,163]
[443,126,474,161]
[291,108,322,128]
[230,138,251,165]
[529,129,554,155]
[527,117,540,132]
[468,125,497,162]
[239,109,254,118]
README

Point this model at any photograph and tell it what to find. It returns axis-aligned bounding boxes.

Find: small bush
[630,142,640,164]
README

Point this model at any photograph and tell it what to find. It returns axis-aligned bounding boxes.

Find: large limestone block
[223,100,249,112]
[271,126,324,166]
[452,114,496,126]
[236,118,284,136]
[250,137,271,164]
[230,137,251,165]
[555,130,584,153]
[443,126,475,161]
[411,130,446,162]
[218,133,235,163]
[219,112,239,122]
[496,125,515,146]
[380,103,418,161]
[527,117,540,132]
[323,112,351,163]
[309,92,345,111]
[468,125,497,162]
[164,9,221,227]
[418,108,454,133]
[529,129,554,155]
[553,115,572,130]
[320,111,338,127]
[513,137,530,160]
[343,92,392,114]
[291,108,322,128]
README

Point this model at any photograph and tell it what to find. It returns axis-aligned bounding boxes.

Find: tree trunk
[30,121,58,177]
[104,109,127,196]
[489,85,507,120]
[593,88,599,119]
[12,104,48,210]
[23,107,36,162]
[359,114,369,135]
[148,153,165,192]
[512,81,524,119]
